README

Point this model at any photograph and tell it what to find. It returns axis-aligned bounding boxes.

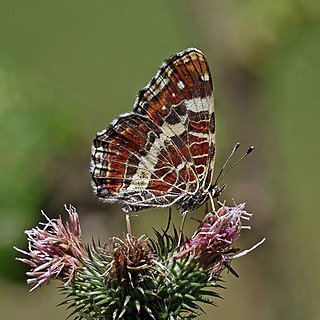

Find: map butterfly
[90,48,223,214]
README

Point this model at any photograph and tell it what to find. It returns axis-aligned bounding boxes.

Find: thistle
[14,205,85,291]
[15,203,264,319]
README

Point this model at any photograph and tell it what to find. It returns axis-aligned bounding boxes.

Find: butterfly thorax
[175,190,210,213]
[175,184,223,213]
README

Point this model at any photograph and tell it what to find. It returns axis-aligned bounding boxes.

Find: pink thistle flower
[15,205,86,291]
[174,203,261,279]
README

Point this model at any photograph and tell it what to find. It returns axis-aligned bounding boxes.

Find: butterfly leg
[209,192,217,215]
[164,207,172,234]
[178,211,188,247]
[126,214,132,235]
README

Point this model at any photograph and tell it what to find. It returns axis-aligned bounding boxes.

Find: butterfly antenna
[214,142,240,186]
[216,145,255,185]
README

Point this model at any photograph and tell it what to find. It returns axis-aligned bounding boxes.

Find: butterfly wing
[91,48,215,212]
[91,112,187,212]
[134,48,216,192]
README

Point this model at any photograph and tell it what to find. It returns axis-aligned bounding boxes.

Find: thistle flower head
[15,205,86,291]
[107,233,156,287]
[174,203,250,278]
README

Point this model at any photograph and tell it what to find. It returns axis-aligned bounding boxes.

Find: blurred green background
[1,1,319,319]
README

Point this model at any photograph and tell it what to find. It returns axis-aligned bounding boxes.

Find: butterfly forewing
[91,48,216,213]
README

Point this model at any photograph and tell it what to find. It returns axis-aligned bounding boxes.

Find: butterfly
[90,48,223,214]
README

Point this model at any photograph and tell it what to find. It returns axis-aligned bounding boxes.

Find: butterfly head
[210,184,226,200]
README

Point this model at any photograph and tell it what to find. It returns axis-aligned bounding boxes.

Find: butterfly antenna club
[215,145,254,186]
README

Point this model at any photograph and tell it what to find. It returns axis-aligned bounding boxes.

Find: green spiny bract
[63,230,222,320]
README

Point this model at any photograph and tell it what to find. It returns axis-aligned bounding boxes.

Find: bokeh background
[1,1,319,319]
